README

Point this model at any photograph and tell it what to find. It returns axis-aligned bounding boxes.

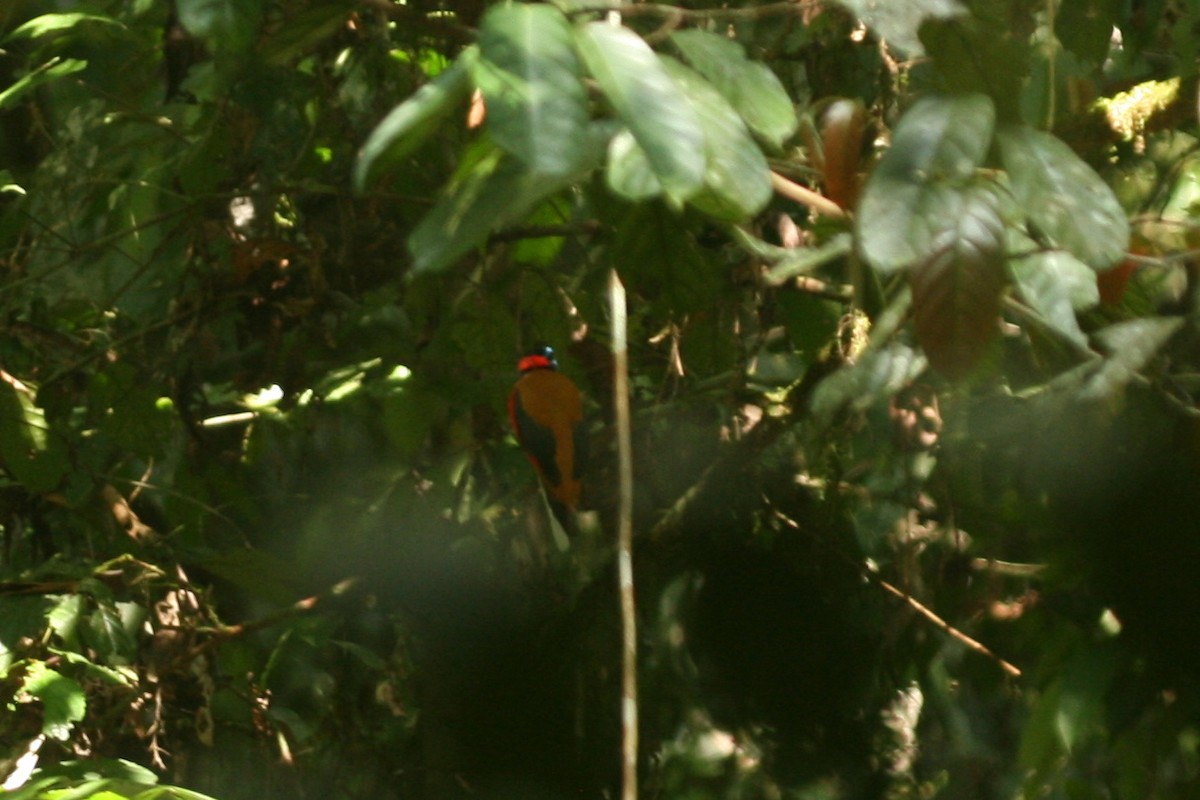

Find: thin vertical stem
[610,268,637,800]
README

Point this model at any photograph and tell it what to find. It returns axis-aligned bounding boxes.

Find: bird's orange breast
[509,368,584,510]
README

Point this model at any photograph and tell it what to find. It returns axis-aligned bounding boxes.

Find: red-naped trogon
[508,346,585,529]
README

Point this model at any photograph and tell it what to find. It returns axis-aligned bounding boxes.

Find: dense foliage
[3,0,1200,798]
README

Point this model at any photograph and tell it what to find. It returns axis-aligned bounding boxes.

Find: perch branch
[771,171,847,219]
[772,511,1020,679]
[611,269,639,800]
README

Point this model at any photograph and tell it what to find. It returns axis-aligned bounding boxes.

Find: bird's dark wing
[511,387,562,487]
[572,420,588,482]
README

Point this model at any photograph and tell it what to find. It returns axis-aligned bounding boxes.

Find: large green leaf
[857,93,995,273]
[908,183,1008,379]
[669,29,797,149]
[474,4,590,177]
[407,145,578,273]
[354,52,473,191]
[22,662,87,741]
[919,14,1029,120]
[661,57,771,220]
[1011,251,1099,348]
[997,125,1130,271]
[576,22,705,202]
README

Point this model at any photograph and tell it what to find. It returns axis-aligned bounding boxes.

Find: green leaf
[837,0,965,55]
[661,57,772,220]
[0,376,68,493]
[50,649,137,686]
[354,53,473,191]
[1079,317,1182,402]
[259,3,353,65]
[474,4,590,176]
[576,21,705,202]
[1011,251,1099,347]
[1055,0,1119,64]
[908,183,1008,379]
[47,594,87,647]
[763,233,854,285]
[669,29,797,148]
[811,342,927,424]
[0,596,56,675]
[778,292,843,357]
[5,13,123,41]
[83,604,139,667]
[22,662,87,741]
[609,204,719,314]
[919,14,1029,120]
[1019,679,1066,781]
[857,93,995,273]
[606,130,662,201]
[997,125,1129,270]
[407,145,576,273]
[176,0,265,54]
[0,58,87,112]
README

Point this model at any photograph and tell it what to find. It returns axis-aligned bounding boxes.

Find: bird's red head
[517,346,558,373]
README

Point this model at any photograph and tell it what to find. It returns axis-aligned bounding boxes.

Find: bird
[507,346,586,533]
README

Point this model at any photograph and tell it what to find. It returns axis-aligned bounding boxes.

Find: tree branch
[610,269,639,800]
[570,1,812,22]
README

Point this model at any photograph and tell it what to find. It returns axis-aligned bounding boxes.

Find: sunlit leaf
[0,58,87,111]
[811,342,927,424]
[1011,251,1099,347]
[576,22,705,202]
[908,183,1007,379]
[474,3,590,176]
[22,662,87,741]
[5,13,123,40]
[661,57,771,220]
[1080,317,1182,401]
[83,604,139,667]
[354,52,474,190]
[47,595,86,646]
[997,125,1129,270]
[669,29,797,148]
[857,93,995,273]
[606,129,662,201]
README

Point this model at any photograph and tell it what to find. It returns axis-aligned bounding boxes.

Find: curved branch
[570,1,812,22]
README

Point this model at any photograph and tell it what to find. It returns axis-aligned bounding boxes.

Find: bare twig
[876,578,1021,678]
[772,510,1020,679]
[183,578,359,661]
[570,1,812,22]
[969,558,1046,578]
[770,171,847,219]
